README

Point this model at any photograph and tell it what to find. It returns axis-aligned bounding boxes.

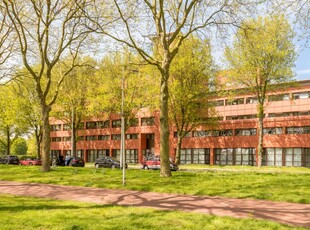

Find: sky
[296,46,310,80]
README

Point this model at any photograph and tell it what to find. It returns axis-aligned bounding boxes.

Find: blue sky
[296,46,310,80]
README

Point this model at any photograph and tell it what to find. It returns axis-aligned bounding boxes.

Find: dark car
[0,155,20,165]
[19,156,42,166]
[141,155,179,171]
[94,156,127,169]
[65,156,85,167]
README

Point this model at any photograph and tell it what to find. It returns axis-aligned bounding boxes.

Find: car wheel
[95,163,100,168]
[29,162,33,166]
[144,165,149,170]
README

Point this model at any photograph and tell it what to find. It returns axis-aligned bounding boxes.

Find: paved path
[0,180,309,228]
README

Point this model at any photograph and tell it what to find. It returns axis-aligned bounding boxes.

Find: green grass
[0,165,309,204]
[0,194,304,230]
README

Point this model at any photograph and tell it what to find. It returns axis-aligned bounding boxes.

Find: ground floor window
[304,148,310,167]
[263,148,309,167]
[284,148,302,166]
[126,149,138,163]
[112,149,120,160]
[76,150,84,159]
[50,150,61,158]
[214,148,255,166]
[180,148,210,164]
[264,148,283,166]
[97,149,109,158]
[86,149,97,162]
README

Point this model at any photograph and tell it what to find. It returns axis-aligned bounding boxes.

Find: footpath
[0,180,309,228]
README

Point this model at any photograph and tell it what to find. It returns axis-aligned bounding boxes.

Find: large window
[141,117,155,126]
[235,129,256,136]
[86,150,97,162]
[126,134,138,139]
[76,150,84,159]
[214,100,224,106]
[50,124,61,131]
[86,135,97,141]
[98,135,110,140]
[193,131,211,137]
[97,120,110,128]
[51,137,62,142]
[264,148,283,166]
[126,149,138,163]
[212,129,233,136]
[246,97,258,104]
[286,126,310,134]
[112,120,121,128]
[226,98,244,105]
[304,149,310,167]
[268,93,290,102]
[97,149,109,157]
[226,114,256,120]
[285,148,302,166]
[263,127,282,135]
[293,92,310,100]
[86,121,97,129]
[112,134,121,140]
[180,148,210,164]
[215,148,255,166]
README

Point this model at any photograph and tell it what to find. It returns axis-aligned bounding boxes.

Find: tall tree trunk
[41,105,51,172]
[175,133,183,165]
[257,103,264,167]
[35,128,41,159]
[159,72,172,177]
[5,127,10,155]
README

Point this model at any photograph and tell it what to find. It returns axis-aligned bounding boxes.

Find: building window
[50,124,61,131]
[212,129,233,136]
[235,128,257,136]
[293,92,310,100]
[268,93,290,102]
[97,120,110,128]
[76,150,84,159]
[141,117,155,126]
[286,126,310,134]
[126,149,138,163]
[51,137,62,142]
[214,100,224,106]
[97,149,109,157]
[129,118,139,127]
[173,132,191,138]
[180,148,210,164]
[226,98,244,105]
[77,136,84,141]
[215,148,234,165]
[246,97,258,104]
[126,134,138,139]
[264,148,283,166]
[63,136,71,142]
[226,114,256,120]
[63,124,71,131]
[112,134,121,140]
[112,119,121,128]
[86,121,97,129]
[112,149,120,159]
[235,148,256,165]
[263,127,282,135]
[86,135,97,141]
[98,135,110,140]
[86,149,97,162]
[215,148,255,166]
[285,148,302,166]
[193,131,211,137]
[304,149,310,167]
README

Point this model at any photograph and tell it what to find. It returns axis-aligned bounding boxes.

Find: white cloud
[297,69,310,75]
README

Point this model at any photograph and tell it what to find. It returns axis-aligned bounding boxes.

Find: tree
[0,85,29,155]
[169,36,217,165]
[3,1,93,171]
[11,137,27,155]
[87,0,258,177]
[52,57,98,157]
[92,52,159,130]
[225,15,296,167]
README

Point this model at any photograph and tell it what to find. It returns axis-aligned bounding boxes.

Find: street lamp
[121,67,126,186]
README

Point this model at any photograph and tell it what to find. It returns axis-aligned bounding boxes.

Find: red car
[141,155,179,171]
[19,157,42,166]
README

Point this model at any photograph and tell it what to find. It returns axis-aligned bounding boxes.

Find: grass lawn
[0,165,309,204]
[0,194,305,230]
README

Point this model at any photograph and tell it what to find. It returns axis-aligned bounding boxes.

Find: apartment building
[50,80,310,167]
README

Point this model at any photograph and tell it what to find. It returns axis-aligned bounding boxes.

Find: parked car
[0,155,20,165]
[141,155,179,171]
[65,156,85,167]
[19,156,42,166]
[51,156,85,167]
[94,156,128,169]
